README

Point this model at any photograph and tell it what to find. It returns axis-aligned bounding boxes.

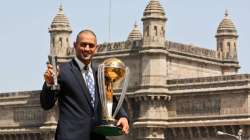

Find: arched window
[227,42,231,52]
[161,26,165,37]
[59,37,63,48]
[154,26,157,36]
[145,26,149,36]
[52,37,55,48]
[220,42,223,51]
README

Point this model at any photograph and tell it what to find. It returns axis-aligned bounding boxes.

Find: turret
[216,10,238,61]
[49,5,72,58]
[134,2,170,139]
[141,0,167,47]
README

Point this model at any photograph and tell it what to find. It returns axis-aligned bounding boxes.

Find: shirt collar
[74,57,92,72]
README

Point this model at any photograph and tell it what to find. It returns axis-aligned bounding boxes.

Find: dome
[127,23,142,41]
[216,10,237,37]
[142,0,166,20]
[49,5,72,32]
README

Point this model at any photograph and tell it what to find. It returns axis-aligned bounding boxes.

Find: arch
[52,37,55,48]
[59,37,63,48]
[161,26,165,37]
[145,26,149,36]
[220,42,223,51]
[154,26,157,36]
[227,42,231,52]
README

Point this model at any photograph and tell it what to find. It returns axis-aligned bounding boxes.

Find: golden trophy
[94,58,129,136]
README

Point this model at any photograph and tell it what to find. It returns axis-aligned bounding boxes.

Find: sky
[0,0,249,93]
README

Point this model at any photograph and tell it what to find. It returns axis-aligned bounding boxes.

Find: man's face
[74,32,97,65]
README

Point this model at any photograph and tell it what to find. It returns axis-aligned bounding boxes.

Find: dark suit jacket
[40,59,128,140]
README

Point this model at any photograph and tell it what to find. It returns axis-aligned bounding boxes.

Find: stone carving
[168,81,247,91]
[166,41,217,59]
[221,94,247,115]
[14,108,45,123]
[97,40,141,52]
[168,74,250,85]
[0,0,248,140]
[176,96,220,116]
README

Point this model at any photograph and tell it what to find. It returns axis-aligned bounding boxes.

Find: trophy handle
[112,67,130,118]
[98,64,108,117]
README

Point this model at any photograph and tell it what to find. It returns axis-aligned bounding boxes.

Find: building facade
[1,0,250,140]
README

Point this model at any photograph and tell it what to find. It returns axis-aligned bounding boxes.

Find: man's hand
[116,117,129,135]
[44,64,59,86]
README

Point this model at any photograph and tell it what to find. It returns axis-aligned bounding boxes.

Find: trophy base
[94,123,123,136]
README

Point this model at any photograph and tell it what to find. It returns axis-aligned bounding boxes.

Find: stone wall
[0,91,45,127]
[96,40,239,81]
[167,57,222,79]
[0,91,57,140]
[167,41,218,59]
[1,74,250,140]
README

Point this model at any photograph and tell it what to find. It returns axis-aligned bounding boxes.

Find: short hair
[76,29,97,43]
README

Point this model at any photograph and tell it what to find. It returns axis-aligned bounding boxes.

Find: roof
[49,5,72,32]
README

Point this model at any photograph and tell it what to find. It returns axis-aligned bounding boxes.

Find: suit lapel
[70,59,93,109]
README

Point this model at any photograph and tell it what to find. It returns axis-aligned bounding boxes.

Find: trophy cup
[94,58,129,136]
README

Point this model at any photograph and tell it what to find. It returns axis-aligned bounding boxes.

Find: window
[145,26,149,36]
[220,42,223,51]
[154,26,157,36]
[161,26,165,37]
[227,42,231,52]
[59,37,63,48]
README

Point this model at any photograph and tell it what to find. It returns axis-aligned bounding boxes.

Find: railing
[166,41,218,59]
[97,40,141,52]
[167,74,250,85]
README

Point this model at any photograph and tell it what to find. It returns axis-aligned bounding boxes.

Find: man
[41,29,129,140]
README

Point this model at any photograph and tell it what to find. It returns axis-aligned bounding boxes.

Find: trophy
[48,54,60,91]
[94,58,129,136]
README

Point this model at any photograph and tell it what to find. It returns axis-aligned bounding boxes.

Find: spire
[127,22,142,41]
[59,4,64,14]
[48,5,73,59]
[49,5,72,33]
[225,9,228,17]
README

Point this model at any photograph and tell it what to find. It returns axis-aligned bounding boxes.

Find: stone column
[47,132,55,140]
[20,134,25,140]
[40,107,57,140]
[132,95,170,140]
[25,134,30,140]
[39,131,55,140]
[0,134,6,140]
[2,134,7,140]
[44,108,58,126]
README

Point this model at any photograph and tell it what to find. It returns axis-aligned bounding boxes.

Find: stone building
[1,0,250,140]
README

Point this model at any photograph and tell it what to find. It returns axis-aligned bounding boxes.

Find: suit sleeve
[113,97,128,120]
[40,83,58,110]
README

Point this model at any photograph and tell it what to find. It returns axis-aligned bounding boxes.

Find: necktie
[84,67,95,108]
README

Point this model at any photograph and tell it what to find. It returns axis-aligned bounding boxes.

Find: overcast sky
[0,0,249,92]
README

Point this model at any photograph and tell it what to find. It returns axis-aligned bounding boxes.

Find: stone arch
[154,26,158,36]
